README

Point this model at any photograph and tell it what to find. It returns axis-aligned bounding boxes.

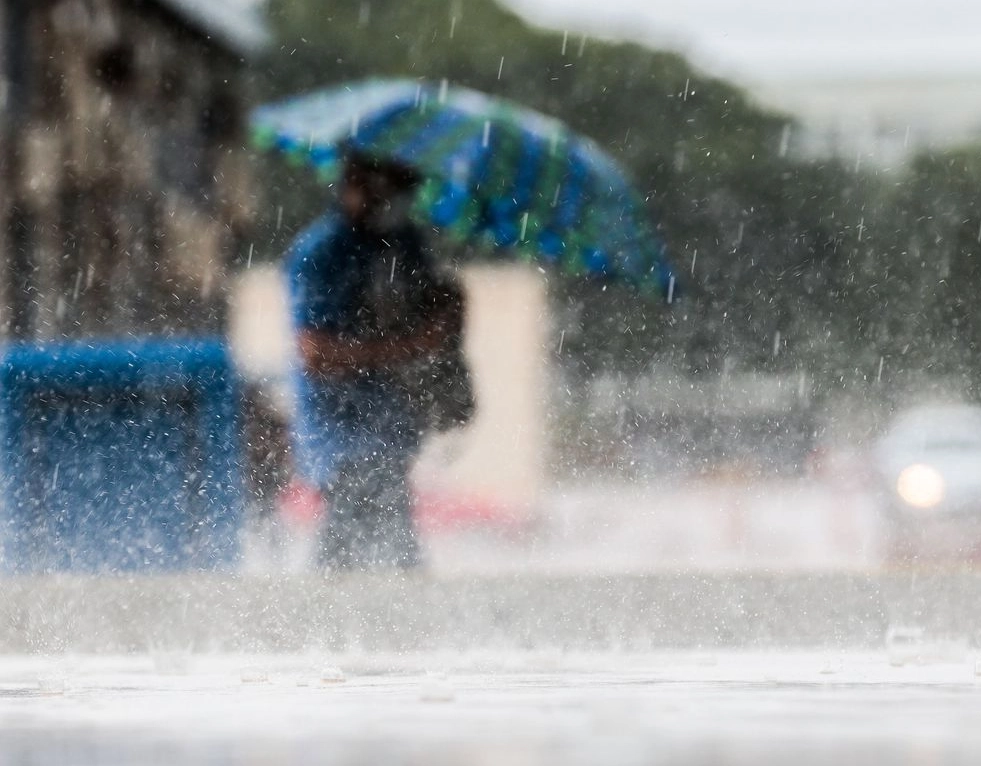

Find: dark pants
[318,447,420,570]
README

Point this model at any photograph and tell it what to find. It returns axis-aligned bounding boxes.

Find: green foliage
[250,0,981,404]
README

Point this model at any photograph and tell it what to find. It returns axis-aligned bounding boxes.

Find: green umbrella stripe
[357,108,482,172]
[250,78,678,297]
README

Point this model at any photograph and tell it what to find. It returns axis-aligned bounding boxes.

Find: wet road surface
[1,652,979,765]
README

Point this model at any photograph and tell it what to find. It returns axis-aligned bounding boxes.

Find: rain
[3,0,981,764]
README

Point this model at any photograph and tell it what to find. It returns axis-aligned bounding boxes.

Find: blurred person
[285,150,471,570]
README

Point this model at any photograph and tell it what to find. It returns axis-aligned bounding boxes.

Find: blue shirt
[285,213,435,487]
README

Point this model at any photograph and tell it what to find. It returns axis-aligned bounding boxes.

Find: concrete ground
[3,651,981,765]
[4,475,979,765]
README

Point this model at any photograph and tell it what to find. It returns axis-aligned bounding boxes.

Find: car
[872,402,981,563]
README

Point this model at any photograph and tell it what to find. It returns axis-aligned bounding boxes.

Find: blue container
[0,337,242,572]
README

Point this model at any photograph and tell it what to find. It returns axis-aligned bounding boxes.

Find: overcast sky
[500,0,981,83]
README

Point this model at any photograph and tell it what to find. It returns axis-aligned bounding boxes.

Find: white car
[873,403,981,562]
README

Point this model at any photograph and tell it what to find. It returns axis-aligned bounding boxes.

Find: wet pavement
[4,570,981,653]
[1,652,980,765]
[1,475,975,764]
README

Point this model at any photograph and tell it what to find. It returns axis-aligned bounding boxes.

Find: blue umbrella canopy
[251,78,677,298]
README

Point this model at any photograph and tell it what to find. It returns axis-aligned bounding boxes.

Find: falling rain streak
[7,2,981,763]
[779,124,791,157]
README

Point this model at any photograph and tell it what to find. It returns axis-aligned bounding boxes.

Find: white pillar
[415,263,549,518]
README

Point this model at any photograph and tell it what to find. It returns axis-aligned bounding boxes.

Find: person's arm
[298,297,462,379]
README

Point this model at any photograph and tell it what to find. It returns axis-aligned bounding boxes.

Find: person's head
[338,150,421,232]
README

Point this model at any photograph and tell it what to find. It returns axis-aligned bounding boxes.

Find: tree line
[252,0,981,412]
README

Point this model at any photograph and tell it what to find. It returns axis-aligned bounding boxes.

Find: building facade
[0,0,266,340]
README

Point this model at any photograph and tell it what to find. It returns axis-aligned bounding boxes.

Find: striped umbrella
[251,78,677,298]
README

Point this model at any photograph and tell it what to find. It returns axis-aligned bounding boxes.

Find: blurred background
[7,0,981,575]
[6,6,981,761]
[238,0,981,574]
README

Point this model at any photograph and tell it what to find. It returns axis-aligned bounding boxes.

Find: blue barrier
[0,337,243,572]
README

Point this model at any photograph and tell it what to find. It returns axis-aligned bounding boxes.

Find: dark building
[0,0,268,340]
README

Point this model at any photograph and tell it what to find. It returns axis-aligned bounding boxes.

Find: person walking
[284,150,468,570]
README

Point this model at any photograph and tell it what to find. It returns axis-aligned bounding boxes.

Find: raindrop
[240,666,270,684]
[320,666,346,684]
[358,2,371,27]
[154,652,191,675]
[886,625,925,667]
[876,356,884,383]
[667,276,676,305]
[37,674,67,695]
[818,656,842,675]
[562,30,569,56]
[772,331,781,357]
[778,124,792,157]
[419,672,456,702]
[690,249,697,276]
[482,120,491,148]
[449,15,457,38]
[674,147,686,172]
[246,242,254,269]
[438,78,448,104]
[497,56,504,80]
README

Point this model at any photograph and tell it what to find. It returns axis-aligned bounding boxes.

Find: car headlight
[896,463,945,509]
